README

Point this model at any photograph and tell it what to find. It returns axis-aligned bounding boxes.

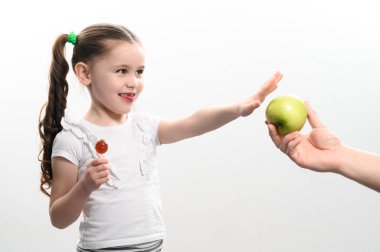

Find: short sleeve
[52,130,83,166]
[132,111,162,146]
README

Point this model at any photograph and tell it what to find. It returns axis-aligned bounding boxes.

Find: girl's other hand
[81,157,109,192]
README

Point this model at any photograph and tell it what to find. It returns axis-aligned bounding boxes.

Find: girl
[39,23,282,251]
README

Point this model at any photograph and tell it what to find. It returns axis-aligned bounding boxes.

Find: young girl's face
[86,41,145,117]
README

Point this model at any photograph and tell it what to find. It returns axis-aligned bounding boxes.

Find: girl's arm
[158,72,282,144]
[49,157,109,229]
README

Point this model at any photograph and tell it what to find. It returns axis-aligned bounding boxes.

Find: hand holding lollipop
[82,139,109,191]
[94,139,119,187]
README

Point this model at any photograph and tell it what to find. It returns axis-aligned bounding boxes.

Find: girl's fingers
[240,100,261,117]
[96,170,109,180]
[96,164,109,172]
[247,100,261,114]
[91,157,108,166]
[98,177,109,184]
[256,72,283,101]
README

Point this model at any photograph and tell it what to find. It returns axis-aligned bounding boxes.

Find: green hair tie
[67,32,77,45]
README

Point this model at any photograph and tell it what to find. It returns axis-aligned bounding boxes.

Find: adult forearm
[50,181,92,229]
[338,146,380,193]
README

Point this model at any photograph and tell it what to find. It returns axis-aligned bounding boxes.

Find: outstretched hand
[267,101,343,172]
[239,71,283,117]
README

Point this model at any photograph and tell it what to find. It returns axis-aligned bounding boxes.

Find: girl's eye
[136,69,144,76]
[117,69,127,74]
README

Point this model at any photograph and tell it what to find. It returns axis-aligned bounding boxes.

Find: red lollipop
[95,139,108,155]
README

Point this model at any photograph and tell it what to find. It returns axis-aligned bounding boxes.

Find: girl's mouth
[118,92,136,103]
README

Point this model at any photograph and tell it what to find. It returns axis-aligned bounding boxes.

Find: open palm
[268,102,343,172]
[240,72,283,117]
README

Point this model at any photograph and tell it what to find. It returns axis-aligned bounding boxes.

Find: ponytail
[38,34,70,196]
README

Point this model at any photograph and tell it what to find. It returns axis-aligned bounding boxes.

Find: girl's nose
[126,76,138,88]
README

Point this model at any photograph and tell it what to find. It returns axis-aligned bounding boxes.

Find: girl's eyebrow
[113,64,145,69]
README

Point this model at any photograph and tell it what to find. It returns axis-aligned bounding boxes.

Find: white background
[1,0,379,251]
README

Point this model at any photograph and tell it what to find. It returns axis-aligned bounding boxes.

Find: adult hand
[267,101,343,172]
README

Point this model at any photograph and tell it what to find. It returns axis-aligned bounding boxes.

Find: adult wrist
[333,144,353,175]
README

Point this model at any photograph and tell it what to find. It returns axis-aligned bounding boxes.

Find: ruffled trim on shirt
[130,112,157,179]
[61,117,121,188]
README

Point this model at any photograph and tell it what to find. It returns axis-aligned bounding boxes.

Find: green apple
[265,94,307,135]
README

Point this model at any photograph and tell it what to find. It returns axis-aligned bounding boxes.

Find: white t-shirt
[52,111,165,249]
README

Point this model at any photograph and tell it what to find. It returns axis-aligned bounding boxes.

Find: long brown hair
[38,24,140,196]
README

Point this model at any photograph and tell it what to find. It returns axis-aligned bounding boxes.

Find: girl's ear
[74,62,91,86]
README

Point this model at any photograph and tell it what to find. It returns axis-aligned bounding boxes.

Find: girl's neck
[84,107,128,127]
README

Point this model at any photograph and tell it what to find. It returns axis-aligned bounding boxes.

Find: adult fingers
[305,101,325,129]
[285,136,302,159]
[279,131,299,153]
[266,123,282,148]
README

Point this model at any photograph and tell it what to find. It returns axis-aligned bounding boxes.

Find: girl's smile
[118,92,136,103]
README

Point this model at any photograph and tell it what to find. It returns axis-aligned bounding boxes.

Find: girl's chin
[119,105,135,114]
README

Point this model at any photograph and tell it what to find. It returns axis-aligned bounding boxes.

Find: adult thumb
[305,101,325,129]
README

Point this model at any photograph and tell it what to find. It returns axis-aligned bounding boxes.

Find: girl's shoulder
[129,110,161,131]
[60,116,97,142]
[54,116,98,158]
